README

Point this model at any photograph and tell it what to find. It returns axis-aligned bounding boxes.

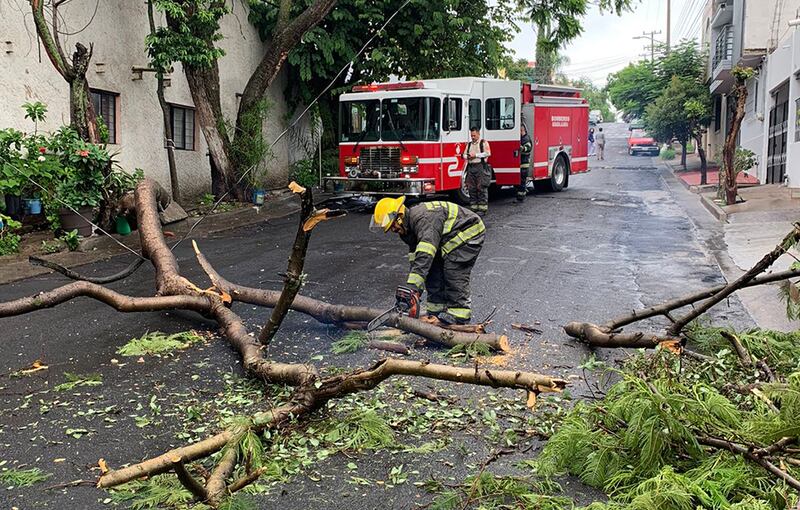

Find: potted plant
[51,140,108,236]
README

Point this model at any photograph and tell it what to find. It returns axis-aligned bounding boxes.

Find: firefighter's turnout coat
[399,201,485,321]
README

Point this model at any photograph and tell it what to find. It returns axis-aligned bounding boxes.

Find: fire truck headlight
[344,156,359,166]
[409,181,422,194]
[347,167,359,178]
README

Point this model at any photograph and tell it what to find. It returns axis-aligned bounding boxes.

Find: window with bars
[91,90,118,144]
[168,104,195,151]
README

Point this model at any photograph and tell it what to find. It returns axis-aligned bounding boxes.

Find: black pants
[425,251,480,323]
[465,162,490,214]
[516,165,530,200]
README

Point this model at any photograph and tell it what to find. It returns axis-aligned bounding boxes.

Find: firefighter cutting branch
[371,197,485,325]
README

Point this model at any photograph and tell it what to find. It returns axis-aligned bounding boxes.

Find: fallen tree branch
[604,268,800,331]
[99,358,565,489]
[193,244,508,351]
[205,445,238,507]
[563,321,679,349]
[0,178,561,508]
[0,281,211,318]
[668,224,800,335]
[698,435,800,491]
[259,183,315,345]
[29,256,146,284]
[171,458,207,501]
[720,330,753,367]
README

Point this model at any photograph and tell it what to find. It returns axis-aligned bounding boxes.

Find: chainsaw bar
[367,307,398,332]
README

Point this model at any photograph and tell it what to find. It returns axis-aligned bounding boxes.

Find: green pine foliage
[532,327,800,510]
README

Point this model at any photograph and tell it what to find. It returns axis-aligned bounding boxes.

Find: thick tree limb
[259,183,315,345]
[0,281,211,318]
[668,224,800,335]
[29,256,146,284]
[193,245,508,351]
[171,458,207,501]
[205,445,238,506]
[98,359,565,489]
[98,403,302,488]
[563,322,679,349]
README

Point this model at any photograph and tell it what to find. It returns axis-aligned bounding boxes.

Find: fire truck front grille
[360,147,401,175]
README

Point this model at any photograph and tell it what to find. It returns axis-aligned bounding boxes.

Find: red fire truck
[327,78,589,201]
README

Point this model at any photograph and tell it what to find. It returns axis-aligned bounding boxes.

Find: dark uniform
[517,132,533,201]
[400,201,485,323]
[464,140,491,215]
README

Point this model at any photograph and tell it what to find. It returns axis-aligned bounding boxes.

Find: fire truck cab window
[486,97,515,130]
[381,97,440,141]
[339,100,380,142]
[469,99,481,130]
[443,97,463,131]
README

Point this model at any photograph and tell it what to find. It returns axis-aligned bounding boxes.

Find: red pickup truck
[627,128,660,156]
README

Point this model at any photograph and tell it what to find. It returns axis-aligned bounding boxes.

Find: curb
[699,193,728,223]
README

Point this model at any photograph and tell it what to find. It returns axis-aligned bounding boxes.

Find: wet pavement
[0,123,756,509]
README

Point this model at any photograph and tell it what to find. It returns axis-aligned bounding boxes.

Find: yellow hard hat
[370,196,406,232]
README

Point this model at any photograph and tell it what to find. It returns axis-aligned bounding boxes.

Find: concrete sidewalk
[664,154,800,331]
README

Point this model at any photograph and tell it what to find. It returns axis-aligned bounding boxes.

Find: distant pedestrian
[517,125,532,202]
[596,127,606,160]
[462,127,491,215]
[588,127,596,156]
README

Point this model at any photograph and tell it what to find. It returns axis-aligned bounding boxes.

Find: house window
[91,90,118,143]
[486,97,515,130]
[443,97,462,132]
[468,99,481,130]
[168,104,195,150]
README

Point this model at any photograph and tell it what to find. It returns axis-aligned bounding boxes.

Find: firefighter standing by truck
[371,197,485,325]
[462,127,492,215]
[517,124,533,202]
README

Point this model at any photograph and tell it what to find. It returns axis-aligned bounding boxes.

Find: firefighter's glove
[395,285,420,319]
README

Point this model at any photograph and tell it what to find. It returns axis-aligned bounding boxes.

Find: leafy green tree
[522,0,636,84]
[148,0,337,199]
[250,0,518,152]
[645,76,694,167]
[606,60,661,121]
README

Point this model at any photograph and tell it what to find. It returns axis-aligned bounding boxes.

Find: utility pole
[633,30,662,63]
[666,0,671,51]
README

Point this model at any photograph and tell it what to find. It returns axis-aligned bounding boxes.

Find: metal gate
[767,83,789,184]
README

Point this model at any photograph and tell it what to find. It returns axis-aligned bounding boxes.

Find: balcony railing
[713,25,734,70]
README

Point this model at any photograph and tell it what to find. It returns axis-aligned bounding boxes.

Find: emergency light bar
[352,81,425,92]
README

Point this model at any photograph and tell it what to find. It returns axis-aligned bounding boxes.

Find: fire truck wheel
[536,155,568,192]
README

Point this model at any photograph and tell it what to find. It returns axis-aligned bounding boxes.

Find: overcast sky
[507,0,705,86]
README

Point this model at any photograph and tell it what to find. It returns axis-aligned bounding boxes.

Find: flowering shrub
[0,103,140,231]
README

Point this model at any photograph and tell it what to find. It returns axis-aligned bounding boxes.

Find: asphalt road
[0,123,756,509]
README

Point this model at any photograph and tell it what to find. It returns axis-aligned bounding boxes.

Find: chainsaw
[367,285,420,332]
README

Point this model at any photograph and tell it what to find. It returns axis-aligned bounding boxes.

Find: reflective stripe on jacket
[401,201,485,291]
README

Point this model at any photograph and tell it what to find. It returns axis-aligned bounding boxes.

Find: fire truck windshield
[339,100,380,143]
[381,97,440,142]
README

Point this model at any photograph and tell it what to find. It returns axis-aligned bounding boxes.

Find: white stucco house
[0,1,309,200]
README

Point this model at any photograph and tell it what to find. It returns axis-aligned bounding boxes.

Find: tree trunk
[69,75,99,143]
[680,138,687,168]
[183,66,239,200]
[147,0,180,203]
[695,133,707,185]
[722,78,749,205]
